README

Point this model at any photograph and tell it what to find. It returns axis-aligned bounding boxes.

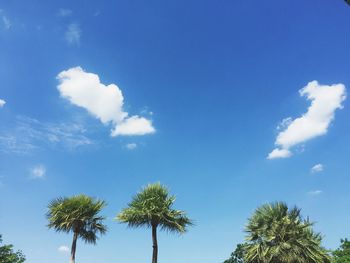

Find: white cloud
[112,116,155,136]
[57,67,155,137]
[58,245,70,253]
[308,190,323,196]
[30,165,46,179]
[65,23,81,46]
[58,8,72,17]
[0,99,5,107]
[126,143,137,150]
[268,81,346,159]
[311,163,324,173]
[267,148,291,159]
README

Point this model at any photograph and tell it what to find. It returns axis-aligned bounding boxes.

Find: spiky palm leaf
[244,202,331,263]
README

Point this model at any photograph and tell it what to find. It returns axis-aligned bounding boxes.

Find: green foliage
[117,182,193,232]
[47,194,107,244]
[333,239,350,263]
[346,0,350,6]
[0,235,25,263]
[244,202,331,263]
[224,243,247,263]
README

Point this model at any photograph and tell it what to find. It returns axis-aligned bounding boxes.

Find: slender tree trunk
[70,232,78,263]
[152,225,158,263]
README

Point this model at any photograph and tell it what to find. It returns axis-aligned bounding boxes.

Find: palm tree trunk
[70,232,78,263]
[152,225,158,263]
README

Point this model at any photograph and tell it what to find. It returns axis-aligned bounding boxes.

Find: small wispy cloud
[126,143,137,150]
[65,23,81,46]
[58,245,70,254]
[308,190,323,196]
[93,10,101,17]
[2,16,10,29]
[0,10,11,30]
[58,8,72,17]
[30,165,46,179]
[0,99,6,108]
[311,163,324,173]
[0,116,93,154]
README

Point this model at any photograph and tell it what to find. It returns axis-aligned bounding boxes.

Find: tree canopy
[223,243,247,263]
[47,194,107,263]
[0,235,25,263]
[47,194,107,244]
[117,182,193,263]
[244,202,331,263]
[333,239,350,263]
[117,182,193,233]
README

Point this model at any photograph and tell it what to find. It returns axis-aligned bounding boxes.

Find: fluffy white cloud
[126,143,137,150]
[268,81,346,159]
[311,163,323,173]
[0,99,6,107]
[57,67,155,137]
[58,245,70,253]
[112,116,155,136]
[65,23,81,46]
[30,165,46,179]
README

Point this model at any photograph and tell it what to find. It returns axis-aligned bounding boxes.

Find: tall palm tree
[116,182,193,263]
[47,194,107,263]
[244,202,331,263]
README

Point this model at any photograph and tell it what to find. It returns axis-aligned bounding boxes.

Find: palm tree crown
[47,194,107,263]
[117,182,193,232]
[244,202,331,263]
[47,194,107,244]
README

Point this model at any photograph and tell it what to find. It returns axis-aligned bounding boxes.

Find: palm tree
[244,202,331,263]
[47,194,107,263]
[116,182,193,263]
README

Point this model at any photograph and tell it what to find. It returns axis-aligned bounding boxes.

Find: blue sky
[0,0,350,262]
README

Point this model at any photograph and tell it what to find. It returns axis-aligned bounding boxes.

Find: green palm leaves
[244,202,331,263]
[117,182,192,231]
[46,184,192,263]
[47,195,107,263]
[46,189,333,263]
[116,183,193,263]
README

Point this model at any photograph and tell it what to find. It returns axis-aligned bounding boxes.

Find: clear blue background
[0,0,350,262]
